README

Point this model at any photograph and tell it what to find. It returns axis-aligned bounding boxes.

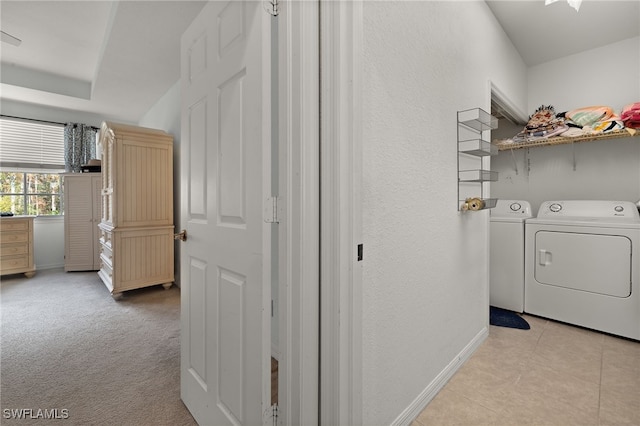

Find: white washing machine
[490,200,532,312]
[525,200,640,340]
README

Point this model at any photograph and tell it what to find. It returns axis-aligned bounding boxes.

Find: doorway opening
[271,357,278,405]
[490,84,527,133]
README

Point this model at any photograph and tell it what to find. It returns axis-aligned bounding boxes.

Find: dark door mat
[490,306,530,330]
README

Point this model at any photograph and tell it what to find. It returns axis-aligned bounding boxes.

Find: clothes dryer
[490,200,532,312]
[525,200,640,340]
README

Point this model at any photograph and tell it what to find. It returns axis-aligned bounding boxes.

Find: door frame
[277,1,320,424]
[319,1,363,425]
[277,1,364,424]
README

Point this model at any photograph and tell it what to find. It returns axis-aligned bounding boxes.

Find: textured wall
[361,2,527,423]
[527,37,639,115]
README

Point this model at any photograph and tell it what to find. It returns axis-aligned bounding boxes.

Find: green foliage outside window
[0,172,62,215]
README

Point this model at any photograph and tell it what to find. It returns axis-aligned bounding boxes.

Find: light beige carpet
[1,268,197,426]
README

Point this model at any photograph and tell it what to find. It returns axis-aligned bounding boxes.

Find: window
[0,117,65,216]
[0,172,62,215]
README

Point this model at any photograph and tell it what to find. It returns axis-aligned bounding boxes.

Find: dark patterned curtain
[64,123,97,172]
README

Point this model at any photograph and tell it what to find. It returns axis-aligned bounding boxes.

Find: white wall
[138,81,182,285]
[493,36,640,213]
[33,216,65,270]
[360,2,527,423]
[139,81,181,134]
[528,37,639,114]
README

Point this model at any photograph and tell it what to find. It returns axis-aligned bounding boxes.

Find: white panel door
[180,1,272,425]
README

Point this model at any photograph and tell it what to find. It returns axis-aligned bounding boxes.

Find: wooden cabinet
[63,173,102,271]
[0,216,35,278]
[97,121,174,296]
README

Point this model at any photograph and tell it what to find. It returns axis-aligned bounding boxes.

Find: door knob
[174,230,187,241]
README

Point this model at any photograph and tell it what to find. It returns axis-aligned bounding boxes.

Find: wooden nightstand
[0,216,35,278]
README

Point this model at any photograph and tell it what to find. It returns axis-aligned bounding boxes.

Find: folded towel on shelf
[565,105,616,127]
[558,127,586,138]
[621,102,640,129]
[530,124,569,138]
[585,119,625,134]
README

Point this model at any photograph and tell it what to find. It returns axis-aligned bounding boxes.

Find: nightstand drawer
[1,255,30,271]
[1,232,29,244]
[1,243,28,257]
[0,220,29,232]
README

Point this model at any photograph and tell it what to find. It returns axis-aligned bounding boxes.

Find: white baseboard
[391,326,489,426]
[35,263,65,270]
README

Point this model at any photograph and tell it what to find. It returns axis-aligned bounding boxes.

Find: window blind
[0,117,65,169]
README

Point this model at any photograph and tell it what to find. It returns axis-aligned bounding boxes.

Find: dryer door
[534,231,631,297]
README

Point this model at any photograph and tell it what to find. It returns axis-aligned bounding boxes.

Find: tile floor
[413,314,640,426]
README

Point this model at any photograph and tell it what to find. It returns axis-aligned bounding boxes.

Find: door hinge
[264,196,281,224]
[264,404,278,426]
[271,404,278,426]
[264,0,279,16]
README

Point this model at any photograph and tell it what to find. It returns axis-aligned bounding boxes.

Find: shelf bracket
[509,148,518,175]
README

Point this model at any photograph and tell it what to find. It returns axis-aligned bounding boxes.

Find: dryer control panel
[492,199,532,217]
[537,200,640,222]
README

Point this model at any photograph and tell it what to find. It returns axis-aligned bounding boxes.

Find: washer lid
[490,199,533,222]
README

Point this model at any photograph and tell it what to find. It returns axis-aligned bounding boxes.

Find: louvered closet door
[64,175,96,271]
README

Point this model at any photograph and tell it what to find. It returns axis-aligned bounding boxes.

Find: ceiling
[0,1,638,125]
[486,0,640,66]
[0,1,207,124]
